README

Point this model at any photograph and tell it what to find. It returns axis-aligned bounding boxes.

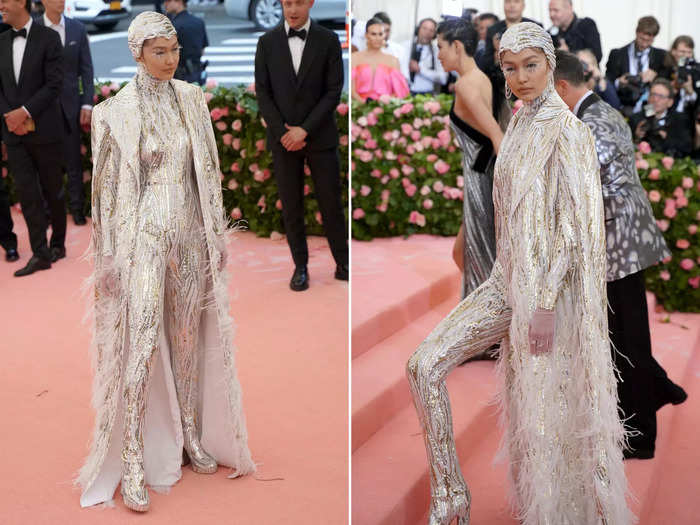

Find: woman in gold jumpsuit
[76,13,254,512]
[407,23,632,525]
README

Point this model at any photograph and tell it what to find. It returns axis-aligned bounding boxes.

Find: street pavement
[86,4,349,89]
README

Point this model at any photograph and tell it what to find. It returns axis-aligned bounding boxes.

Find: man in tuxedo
[35,0,94,226]
[0,0,65,276]
[164,0,209,84]
[555,50,687,460]
[606,16,672,117]
[399,18,447,96]
[254,0,348,291]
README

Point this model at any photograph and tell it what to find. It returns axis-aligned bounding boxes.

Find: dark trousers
[63,123,85,213]
[0,171,17,252]
[6,141,66,261]
[271,144,348,268]
[608,269,671,452]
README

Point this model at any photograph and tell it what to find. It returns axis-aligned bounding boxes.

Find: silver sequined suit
[407,82,633,524]
[77,65,255,507]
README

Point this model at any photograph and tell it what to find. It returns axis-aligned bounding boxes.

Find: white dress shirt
[12,17,32,85]
[285,18,311,75]
[43,13,65,46]
[572,90,594,116]
[399,39,447,93]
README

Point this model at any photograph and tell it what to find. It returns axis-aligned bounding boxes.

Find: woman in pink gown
[351,17,409,102]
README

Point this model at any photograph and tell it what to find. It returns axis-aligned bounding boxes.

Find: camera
[677,57,700,88]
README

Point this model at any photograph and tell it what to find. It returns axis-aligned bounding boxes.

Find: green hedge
[351,95,700,312]
[0,81,349,238]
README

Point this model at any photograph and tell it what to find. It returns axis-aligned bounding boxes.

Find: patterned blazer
[577,92,670,281]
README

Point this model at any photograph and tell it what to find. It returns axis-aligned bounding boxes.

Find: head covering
[127,11,177,60]
[498,22,556,71]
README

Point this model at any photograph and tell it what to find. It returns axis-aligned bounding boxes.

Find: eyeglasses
[649,92,671,100]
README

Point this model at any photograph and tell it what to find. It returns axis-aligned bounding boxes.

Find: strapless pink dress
[352,63,410,101]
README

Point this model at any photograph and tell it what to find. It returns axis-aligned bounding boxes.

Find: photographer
[606,16,672,118]
[629,78,692,157]
[577,48,621,110]
[400,18,447,95]
[668,36,699,120]
[548,0,602,63]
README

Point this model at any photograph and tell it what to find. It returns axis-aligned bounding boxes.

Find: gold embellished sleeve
[538,122,598,310]
[90,104,119,258]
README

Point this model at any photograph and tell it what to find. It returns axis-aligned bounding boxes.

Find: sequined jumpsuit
[121,70,215,500]
[407,83,632,525]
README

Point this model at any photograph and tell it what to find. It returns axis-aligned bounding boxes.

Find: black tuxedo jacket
[254,20,343,151]
[34,16,94,131]
[0,22,64,144]
[605,42,672,83]
[629,109,693,157]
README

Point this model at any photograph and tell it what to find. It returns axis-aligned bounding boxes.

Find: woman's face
[437,34,459,72]
[138,36,180,80]
[501,48,550,102]
[365,23,385,51]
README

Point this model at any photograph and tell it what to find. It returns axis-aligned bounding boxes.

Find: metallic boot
[428,489,471,525]
[182,420,217,474]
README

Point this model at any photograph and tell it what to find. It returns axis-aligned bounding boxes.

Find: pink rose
[82,171,91,183]
[315,211,322,224]
[373,107,384,115]
[222,133,233,145]
[401,164,414,175]
[253,171,265,182]
[215,121,227,131]
[352,208,365,220]
[423,199,433,210]
[433,180,444,192]
[370,169,382,178]
[689,276,700,289]
[662,156,675,170]
[408,210,426,227]
[336,103,349,116]
[204,92,214,103]
[673,186,684,198]
[648,168,660,180]
[350,188,356,198]
[230,162,240,172]
[389,168,400,179]
[638,141,652,154]
[410,130,421,142]
[339,135,348,146]
[365,139,378,150]
[393,108,402,119]
[379,94,392,105]
[681,176,694,189]
[230,207,242,220]
[405,184,417,197]
[400,102,414,114]
[456,176,464,188]
[437,129,451,147]
[660,270,671,281]
[210,107,223,121]
[434,160,450,175]
[304,184,311,196]
[656,219,669,231]
[676,195,689,208]
[360,185,371,196]
[205,78,218,90]
[100,85,111,96]
[232,119,242,131]
[243,185,249,194]
[688,224,698,235]
[401,123,413,135]
[227,179,238,190]
[680,258,695,271]
[635,159,649,170]
[376,203,388,213]
[381,189,391,201]
[248,162,259,173]
[366,112,378,126]
[406,145,416,155]
[256,139,266,152]
[236,103,244,113]
[380,175,389,184]
[676,239,690,249]
[426,154,438,163]
[664,206,677,219]
[257,195,266,207]
[662,255,673,264]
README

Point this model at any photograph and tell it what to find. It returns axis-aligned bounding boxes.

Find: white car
[224,0,344,31]
[64,0,132,31]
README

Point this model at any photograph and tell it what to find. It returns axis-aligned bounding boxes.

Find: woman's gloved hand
[528,307,556,355]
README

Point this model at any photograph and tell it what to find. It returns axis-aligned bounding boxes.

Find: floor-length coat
[77,79,255,506]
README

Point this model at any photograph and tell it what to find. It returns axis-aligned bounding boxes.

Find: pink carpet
[0,210,348,524]
[352,235,700,525]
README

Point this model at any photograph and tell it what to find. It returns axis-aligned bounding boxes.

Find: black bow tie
[288,28,307,40]
[12,28,27,40]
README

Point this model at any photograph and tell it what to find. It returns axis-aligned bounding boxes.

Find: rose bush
[351,98,700,312]
[0,81,349,238]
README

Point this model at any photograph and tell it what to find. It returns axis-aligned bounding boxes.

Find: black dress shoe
[5,248,19,262]
[72,211,87,226]
[334,263,348,281]
[14,256,51,277]
[290,265,309,291]
[50,246,66,262]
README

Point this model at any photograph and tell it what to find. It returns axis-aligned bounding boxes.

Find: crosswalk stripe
[95,76,257,85]
[203,55,258,62]
[205,46,258,53]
